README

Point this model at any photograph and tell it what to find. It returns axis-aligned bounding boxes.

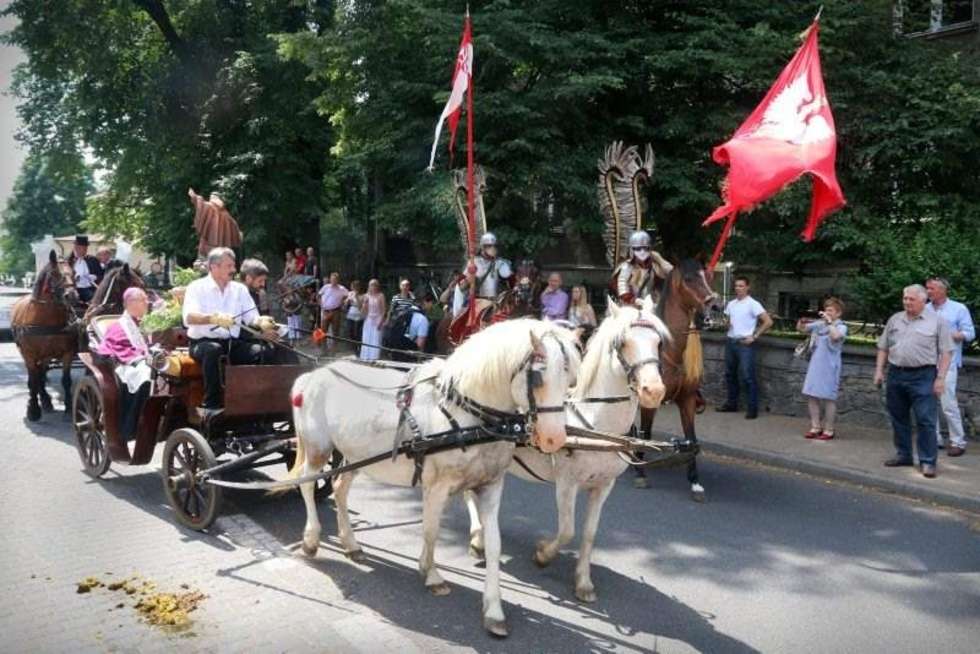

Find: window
[895,0,978,37]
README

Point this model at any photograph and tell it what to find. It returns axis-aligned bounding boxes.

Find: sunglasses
[632,246,650,252]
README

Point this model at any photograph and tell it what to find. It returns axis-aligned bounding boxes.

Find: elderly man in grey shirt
[873,284,954,478]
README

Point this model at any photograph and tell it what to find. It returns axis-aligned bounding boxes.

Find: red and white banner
[427,16,473,171]
[703,20,845,270]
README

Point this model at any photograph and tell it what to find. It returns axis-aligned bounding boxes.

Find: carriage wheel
[162,428,221,531]
[73,376,111,478]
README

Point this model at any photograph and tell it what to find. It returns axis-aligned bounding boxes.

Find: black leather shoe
[744,411,758,420]
[921,463,937,478]
[947,445,965,457]
[716,405,737,413]
[883,457,914,467]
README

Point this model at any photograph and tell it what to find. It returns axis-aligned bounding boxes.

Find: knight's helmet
[628,230,651,249]
[480,232,498,249]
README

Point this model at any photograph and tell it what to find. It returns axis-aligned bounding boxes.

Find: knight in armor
[613,230,673,307]
[454,233,513,317]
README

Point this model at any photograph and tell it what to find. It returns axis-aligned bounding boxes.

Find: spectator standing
[797,298,848,440]
[540,273,570,321]
[283,251,296,277]
[345,280,365,355]
[388,279,416,320]
[422,293,444,354]
[718,276,773,419]
[293,247,307,276]
[304,246,319,279]
[925,277,975,456]
[360,279,386,361]
[874,284,954,478]
[145,261,165,290]
[568,286,597,328]
[318,272,348,350]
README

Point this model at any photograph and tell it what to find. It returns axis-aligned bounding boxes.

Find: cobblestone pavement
[1,342,979,653]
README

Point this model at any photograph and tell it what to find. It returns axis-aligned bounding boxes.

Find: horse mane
[31,268,50,300]
[656,258,706,385]
[573,305,670,398]
[436,319,580,404]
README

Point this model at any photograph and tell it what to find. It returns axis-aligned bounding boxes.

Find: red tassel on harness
[291,392,303,408]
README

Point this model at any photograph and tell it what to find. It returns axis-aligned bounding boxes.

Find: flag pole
[464,9,479,328]
[707,212,738,274]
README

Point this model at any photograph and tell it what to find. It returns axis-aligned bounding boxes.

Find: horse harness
[326,332,572,487]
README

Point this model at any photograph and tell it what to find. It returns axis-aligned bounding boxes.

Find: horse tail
[683,331,704,385]
[271,372,314,496]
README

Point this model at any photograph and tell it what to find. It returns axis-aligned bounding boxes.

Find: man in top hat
[612,230,673,308]
[67,235,103,304]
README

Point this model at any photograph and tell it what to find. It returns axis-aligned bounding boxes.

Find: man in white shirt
[317,272,348,350]
[925,276,976,456]
[182,247,276,415]
[718,276,773,419]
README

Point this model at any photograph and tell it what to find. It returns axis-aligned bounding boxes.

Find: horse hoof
[575,587,597,603]
[468,544,485,560]
[26,405,41,422]
[483,618,509,638]
[41,400,54,412]
[345,549,366,563]
[301,542,319,557]
[532,549,552,568]
[427,582,451,597]
[691,488,706,503]
[633,477,649,489]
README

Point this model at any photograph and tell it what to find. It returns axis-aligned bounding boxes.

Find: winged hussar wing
[452,166,488,254]
[597,142,655,268]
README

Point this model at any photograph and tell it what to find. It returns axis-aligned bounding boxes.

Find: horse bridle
[612,319,663,392]
[441,331,570,440]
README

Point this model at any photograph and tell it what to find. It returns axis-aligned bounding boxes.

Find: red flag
[427,16,473,171]
[704,20,845,270]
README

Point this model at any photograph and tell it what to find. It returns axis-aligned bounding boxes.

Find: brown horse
[11,251,80,421]
[634,258,718,501]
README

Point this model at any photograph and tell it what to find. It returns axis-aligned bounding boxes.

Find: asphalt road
[1,341,978,653]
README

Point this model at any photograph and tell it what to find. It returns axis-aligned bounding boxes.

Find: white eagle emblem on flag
[751,74,833,145]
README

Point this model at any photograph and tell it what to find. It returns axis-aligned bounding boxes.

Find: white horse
[288,319,580,637]
[465,298,670,602]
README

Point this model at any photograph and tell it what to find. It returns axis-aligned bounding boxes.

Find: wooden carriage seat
[90,314,121,344]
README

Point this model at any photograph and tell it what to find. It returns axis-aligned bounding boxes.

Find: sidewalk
[653,405,980,514]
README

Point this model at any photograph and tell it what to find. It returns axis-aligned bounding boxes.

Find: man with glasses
[613,230,673,307]
[925,276,975,457]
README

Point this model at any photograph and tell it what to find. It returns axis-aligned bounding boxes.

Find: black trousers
[119,381,151,440]
[189,337,266,409]
[77,287,95,303]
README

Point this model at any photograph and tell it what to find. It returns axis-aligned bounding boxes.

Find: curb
[697,438,980,515]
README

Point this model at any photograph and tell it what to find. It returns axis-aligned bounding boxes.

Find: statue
[188,188,243,258]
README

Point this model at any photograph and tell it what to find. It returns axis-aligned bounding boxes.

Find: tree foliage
[0,148,91,273]
[3,0,335,262]
[4,0,979,320]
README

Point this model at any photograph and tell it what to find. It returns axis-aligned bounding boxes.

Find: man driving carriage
[612,229,673,308]
[182,247,280,418]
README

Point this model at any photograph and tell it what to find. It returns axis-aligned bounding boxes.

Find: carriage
[72,316,329,531]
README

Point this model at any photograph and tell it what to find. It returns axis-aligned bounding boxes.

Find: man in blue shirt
[925,277,976,457]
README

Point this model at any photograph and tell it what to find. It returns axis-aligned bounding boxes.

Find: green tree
[3,0,335,262]
[0,148,92,274]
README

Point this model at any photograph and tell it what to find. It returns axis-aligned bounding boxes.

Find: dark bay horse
[634,258,718,501]
[10,251,80,421]
[83,263,147,322]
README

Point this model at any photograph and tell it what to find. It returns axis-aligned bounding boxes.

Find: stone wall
[698,332,979,436]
